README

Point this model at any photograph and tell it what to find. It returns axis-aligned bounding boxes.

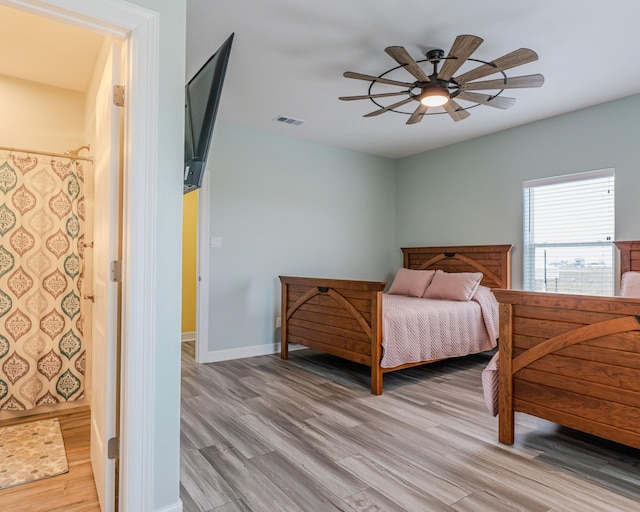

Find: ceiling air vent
[273,115,305,126]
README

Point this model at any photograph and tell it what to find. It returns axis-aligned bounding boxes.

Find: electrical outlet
[275,316,281,328]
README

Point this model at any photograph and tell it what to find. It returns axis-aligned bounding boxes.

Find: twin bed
[490,240,640,450]
[280,244,512,395]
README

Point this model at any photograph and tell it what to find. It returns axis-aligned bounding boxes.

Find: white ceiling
[3,2,639,160]
[186,0,640,159]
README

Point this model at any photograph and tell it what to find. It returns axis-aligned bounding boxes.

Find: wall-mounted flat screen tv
[184,33,234,194]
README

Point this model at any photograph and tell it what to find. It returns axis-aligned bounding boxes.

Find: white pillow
[620,271,640,298]
[387,268,435,297]
[422,270,483,301]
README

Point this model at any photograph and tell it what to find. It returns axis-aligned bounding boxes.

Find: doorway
[0,7,120,511]
[182,190,198,347]
[195,172,211,363]
[0,1,161,511]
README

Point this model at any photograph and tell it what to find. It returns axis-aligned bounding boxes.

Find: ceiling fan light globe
[420,88,450,107]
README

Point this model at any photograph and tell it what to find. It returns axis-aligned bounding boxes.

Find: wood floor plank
[238,413,369,499]
[343,487,409,512]
[250,450,351,511]
[180,448,238,510]
[307,414,473,506]
[451,489,549,512]
[337,454,453,511]
[200,445,305,512]
[292,420,362,462]
[211,497,252,511]
[180,344,640,512]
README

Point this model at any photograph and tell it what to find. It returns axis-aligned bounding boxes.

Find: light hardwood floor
[180,342,640,512]
[0,406,100,512]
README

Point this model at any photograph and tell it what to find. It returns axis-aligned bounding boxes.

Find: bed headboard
[401,244,513,290]
[614,240,640,274]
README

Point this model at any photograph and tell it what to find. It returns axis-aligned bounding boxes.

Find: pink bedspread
[380,285,499,369]
[481,352,499,416]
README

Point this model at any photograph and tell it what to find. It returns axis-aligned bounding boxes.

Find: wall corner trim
[154,499,183,512]
[204,342,307,364]
[181,332,196,343]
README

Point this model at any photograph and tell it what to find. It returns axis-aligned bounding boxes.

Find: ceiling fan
[340,34,544,124]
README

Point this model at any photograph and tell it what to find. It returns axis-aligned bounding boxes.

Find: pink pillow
[620,271,640,298]
[422,270,483,301]
[387,268,435,297]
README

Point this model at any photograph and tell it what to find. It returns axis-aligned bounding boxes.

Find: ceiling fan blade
[454,48,539,84]
[456,91,516,109]
[406,103,429,124]
[364,97,415,117]
[385,46,430,82]
[462,74,545,91]
[339,91,410,101]
[344,71,415,88]
[438,35,484,81]
[442,99,470,122]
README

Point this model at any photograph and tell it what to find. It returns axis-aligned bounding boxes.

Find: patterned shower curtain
[0,149,87,411]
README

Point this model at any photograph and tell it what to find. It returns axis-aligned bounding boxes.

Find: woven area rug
[0,418,69,490]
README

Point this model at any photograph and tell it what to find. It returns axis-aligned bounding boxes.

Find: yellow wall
[182,190,198,333]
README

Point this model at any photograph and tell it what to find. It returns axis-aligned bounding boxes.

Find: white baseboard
[181,331,196,343]
[204,342,307,363]
[154,499,182,512]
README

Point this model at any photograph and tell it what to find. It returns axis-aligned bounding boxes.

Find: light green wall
[127,0,185,509]
[203,95,640,353]
[205,122,397,352]
[396,94,640,289]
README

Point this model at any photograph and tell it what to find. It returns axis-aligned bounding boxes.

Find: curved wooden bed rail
[285,286,374,339]
[512,315,640,374]
[416,252,504,289]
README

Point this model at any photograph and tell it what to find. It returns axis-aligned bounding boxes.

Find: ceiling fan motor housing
[426,48,445,61]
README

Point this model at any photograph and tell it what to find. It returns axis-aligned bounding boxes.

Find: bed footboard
[279,276,386,394]
[494,290,640,449]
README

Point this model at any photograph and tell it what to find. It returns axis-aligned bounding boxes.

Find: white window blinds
[523,168,615,295]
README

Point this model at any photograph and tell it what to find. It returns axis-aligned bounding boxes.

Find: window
[523,169,615,296]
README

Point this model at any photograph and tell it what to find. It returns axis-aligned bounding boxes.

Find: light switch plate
[211,236,222,248]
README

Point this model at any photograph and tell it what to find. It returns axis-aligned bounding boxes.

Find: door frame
[196,172,210,363]
[2,1,160,510]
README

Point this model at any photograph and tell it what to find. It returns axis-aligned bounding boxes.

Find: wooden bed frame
[280,244,513,394]
[494,240,640,449]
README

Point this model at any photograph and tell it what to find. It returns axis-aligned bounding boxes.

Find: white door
[91,42,122,512]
